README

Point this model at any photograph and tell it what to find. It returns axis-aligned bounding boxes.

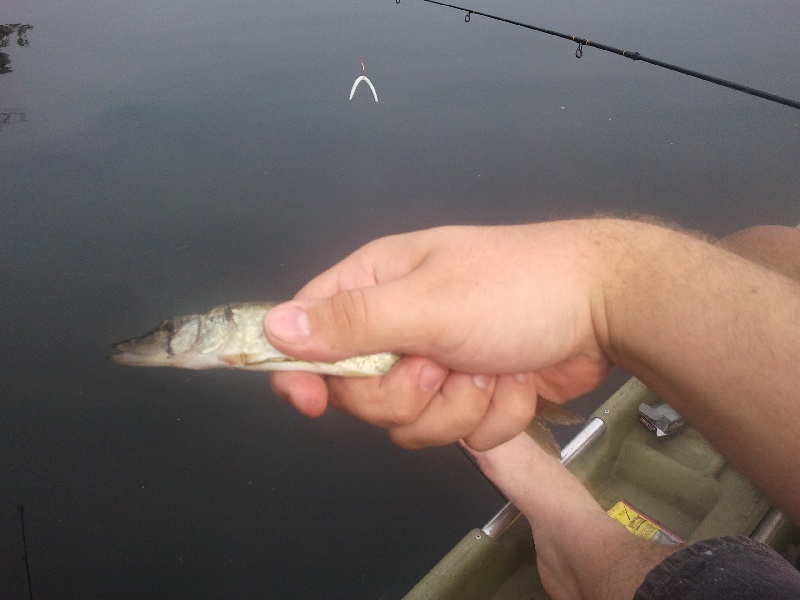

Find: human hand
[265,221,615,449]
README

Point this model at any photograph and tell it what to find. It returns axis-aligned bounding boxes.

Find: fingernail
[473,374,491,390]
[265,304,311,343]
[419,364,446,393]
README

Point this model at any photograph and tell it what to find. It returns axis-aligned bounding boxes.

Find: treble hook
[465,11,471,22]
[575,43,583,58]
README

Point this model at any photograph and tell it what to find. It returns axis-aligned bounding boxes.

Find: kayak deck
[404,377,799,600]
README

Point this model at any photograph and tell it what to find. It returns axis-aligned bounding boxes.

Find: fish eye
[162,319,176,334]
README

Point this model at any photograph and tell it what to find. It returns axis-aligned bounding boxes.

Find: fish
[109,302,398,376]
[110,302,583,455]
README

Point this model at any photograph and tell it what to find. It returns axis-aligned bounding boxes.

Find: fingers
[326,357,449,427]
[325,357,501,448]
[269,371,329,417]
[325,362,539,450]
[387,371,496,449]
[462,373,540,451]
[272,355,540,449]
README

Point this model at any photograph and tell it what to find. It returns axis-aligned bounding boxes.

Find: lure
[349,57,379,102]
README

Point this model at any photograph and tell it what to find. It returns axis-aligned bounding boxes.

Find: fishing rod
[398,0,800,111]
[18,505,34,600]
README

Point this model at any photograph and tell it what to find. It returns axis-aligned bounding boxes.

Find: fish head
[109,315,200,366]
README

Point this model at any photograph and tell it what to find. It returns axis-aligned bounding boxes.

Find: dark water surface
[1,0,798,597]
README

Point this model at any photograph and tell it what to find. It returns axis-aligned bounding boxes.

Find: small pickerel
[110,302,582,455]
[110,302,398,375]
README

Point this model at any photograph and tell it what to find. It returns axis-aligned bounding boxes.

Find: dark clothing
[634,536,800,599]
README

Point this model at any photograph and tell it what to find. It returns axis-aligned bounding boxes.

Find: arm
[265,219,800,523]
[598,221,800,524]
[470,433,676,600]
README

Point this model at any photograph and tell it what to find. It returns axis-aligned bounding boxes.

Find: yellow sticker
[607,501,683,545]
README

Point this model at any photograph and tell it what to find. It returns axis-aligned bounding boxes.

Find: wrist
[585,218,705,368]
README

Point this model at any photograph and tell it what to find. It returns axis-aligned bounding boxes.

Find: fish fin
[218,354,244,367]
[222,354,314,370]
[524,398,585,458]
[218,353,283,367]
[536,397,585,426]
[525,416,562,458]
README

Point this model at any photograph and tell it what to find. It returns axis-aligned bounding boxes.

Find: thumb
[264,287,428,361]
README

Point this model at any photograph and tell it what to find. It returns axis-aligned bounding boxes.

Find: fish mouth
[107,350,170,366]
[107,334,171,366]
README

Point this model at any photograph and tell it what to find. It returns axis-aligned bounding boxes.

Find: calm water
[1,0,798,597]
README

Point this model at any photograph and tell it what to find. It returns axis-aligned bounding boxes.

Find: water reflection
[0,0,798,596]
[0,109,27,131]
[0,24,32,74]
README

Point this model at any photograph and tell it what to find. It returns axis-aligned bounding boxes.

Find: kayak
[403,377,799,600]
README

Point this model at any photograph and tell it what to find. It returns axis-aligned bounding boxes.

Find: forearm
[596,220,800,524]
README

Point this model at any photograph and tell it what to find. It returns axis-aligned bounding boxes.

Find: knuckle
[327,289,370,348]
[386,398,423,427]
[451,386,490,431]
[453,405,485,436]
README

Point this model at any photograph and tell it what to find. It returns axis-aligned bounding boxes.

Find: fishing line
[18,505,34,600]
[397,0,800,111]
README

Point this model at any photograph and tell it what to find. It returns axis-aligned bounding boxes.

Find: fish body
[110,302,399,376]
[111,302,583,455]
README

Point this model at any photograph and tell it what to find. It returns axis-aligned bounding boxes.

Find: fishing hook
[575,43,583,58]
[465,10,471,22]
